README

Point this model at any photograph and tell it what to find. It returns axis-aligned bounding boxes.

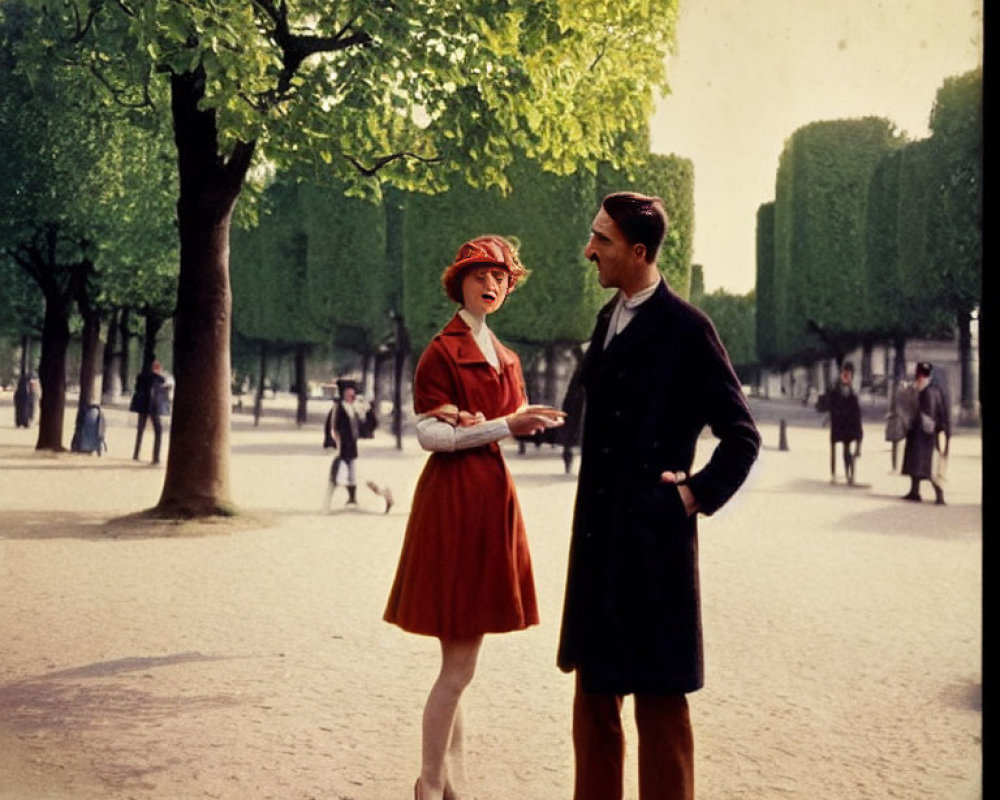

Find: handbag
[884,412,906,443]
[920,412,936,434]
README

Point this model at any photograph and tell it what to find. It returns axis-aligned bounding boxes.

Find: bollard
[779,418,789,451]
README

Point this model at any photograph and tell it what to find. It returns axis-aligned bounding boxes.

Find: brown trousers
[572,674,694,800]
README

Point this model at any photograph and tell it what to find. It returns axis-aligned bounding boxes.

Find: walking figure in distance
[131,359,167,465]
[822,360,863,485]
[324,378,392,513]
[900,361,950,505]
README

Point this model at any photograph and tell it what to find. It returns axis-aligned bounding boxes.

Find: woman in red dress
[384,235,565,800]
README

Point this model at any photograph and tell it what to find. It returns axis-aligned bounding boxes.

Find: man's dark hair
[601,192,670,263]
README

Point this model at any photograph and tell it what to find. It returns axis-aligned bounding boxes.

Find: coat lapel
[581,297,616,387]
[598,280,673,367]
[436,313,516,372]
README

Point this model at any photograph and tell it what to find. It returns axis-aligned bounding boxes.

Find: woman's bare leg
[443,703,466,799]
[420,636,483,800]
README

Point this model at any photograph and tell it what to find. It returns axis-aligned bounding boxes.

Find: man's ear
[633,243,648,263]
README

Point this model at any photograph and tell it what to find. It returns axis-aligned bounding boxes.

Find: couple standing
[383,192,762,800]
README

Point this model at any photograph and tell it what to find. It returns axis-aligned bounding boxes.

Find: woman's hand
[506,405,567,438]
[426,404,487,428]
[426,404,460,425]
[457,410,487,427]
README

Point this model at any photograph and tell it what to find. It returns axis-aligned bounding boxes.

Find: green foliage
[774,117,904,361]
[754,202,778,365]
[1,5,114,274]
[403,152,600,352]
[895,140,954,338]
[20,0,678,200]
[928,67,982,315]
[0,259,42,339]
[300,181,390,353]
[695,289,757,373]
[231,176,390,352]
[689,264,705,302]
[863,149,909,339]
[596,153,695,297]
[1,2,179,322]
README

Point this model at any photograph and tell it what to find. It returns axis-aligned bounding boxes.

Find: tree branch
[87,60,155,109]
[68,1,100,44]
[589,42,607,71]
[252,0,372,101]
[344,151,443,177]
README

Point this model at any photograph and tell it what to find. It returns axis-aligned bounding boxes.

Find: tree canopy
[11,0,679,515]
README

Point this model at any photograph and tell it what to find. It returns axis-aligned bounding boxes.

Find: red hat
[440,235,528,304]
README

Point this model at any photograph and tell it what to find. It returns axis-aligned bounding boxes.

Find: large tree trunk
[141,312,167,369]
[35,297,71,452]
[118,308,133,395]
[295,343,308,427]
[155,69,255,517]
[254,341,267,427]
[101,308,121,403]
[957,308,976,424]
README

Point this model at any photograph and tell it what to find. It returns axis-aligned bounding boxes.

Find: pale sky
[650,0,983,294]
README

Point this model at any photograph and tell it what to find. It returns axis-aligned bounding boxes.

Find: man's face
[343,388,356,402]
[583,208,637,290]
[840,369,852,385]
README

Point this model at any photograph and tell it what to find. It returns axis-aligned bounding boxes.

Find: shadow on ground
[0,652,245,735]
[0,510,272,540]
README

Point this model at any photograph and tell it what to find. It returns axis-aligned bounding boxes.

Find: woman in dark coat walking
[901,362,951,504]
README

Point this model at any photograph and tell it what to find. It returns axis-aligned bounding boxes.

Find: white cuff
[416,415,511,452]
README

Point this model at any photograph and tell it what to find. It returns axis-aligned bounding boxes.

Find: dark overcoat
[557,281,761,695]
[901,382,950,479]
[330,400,360,460]
[826,385,863,444]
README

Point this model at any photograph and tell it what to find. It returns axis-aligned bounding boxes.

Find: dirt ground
[0,392,982,799]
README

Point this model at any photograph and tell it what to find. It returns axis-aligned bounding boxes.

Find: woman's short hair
[602,192,669,262]
[440,235,528,304]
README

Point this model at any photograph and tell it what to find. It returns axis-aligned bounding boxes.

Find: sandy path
[0,394,981,799]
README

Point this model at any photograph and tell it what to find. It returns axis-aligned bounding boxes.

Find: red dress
[383,314,539,638]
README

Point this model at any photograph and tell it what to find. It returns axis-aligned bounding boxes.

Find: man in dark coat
[131,359,167,465]
[901,361,950,505]
[557,192,761,800]
[823,360,863,485]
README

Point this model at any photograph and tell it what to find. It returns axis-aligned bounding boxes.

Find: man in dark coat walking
[822,360,863,485]
[131,359,167,465]
[557,192,761,800]
[901,361,950,504]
